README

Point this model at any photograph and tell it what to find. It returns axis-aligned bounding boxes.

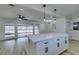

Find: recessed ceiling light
[20,8,23,11]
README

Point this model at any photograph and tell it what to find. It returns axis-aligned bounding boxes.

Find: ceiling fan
[8,4,29,20]
[0,4,40,22]
[17,14,40,22]
[18,14,28,20]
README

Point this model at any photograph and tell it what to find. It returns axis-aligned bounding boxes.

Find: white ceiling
[0,4,79,21]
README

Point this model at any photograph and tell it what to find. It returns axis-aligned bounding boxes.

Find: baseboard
[69,39,79,42]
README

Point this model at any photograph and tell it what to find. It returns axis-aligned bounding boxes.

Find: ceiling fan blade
[23,18,28,20]
[9,4,15,7]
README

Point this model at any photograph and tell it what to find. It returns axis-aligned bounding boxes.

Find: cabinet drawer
[36,46,49,54]
[36,40,50,54]
[36,39,56,55]
[37,40,50,47]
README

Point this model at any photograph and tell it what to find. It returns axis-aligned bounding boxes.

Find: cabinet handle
[44,42,48,44]
[57,43,60,47]
[45,47,48,53]
[65,40,67,44]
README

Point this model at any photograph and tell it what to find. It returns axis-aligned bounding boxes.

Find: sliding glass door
[5,24,39,39]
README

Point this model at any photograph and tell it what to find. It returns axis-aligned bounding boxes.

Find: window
[5,25,15,38]
[17,25,27,38]
[5,24,39,39]
[73,22,79,30]
[17,25,33,38]
[26,25,33,35]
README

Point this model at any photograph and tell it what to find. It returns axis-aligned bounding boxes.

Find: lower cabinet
[36,39,56,55]
[55,36,69,54]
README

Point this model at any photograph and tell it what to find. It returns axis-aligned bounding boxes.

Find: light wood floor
[0,39,79,55]
[61,39,79,55]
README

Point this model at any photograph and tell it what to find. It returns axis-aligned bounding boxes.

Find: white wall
[39,22,54,33]
[55,17,66,33]
[70,18,79,41]
[65,18,72,39]
[54,17,66,33]
[39,17,67,34]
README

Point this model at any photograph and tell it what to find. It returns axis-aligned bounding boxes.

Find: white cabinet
[54,36,68,54]
[28,33,69,55]
[36,40,50,55]
[62,36,69,50]
[36,39,56,55]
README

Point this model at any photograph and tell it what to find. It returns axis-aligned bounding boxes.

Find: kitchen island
[28,33,69,55]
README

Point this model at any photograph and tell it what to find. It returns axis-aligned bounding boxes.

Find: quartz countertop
[28,33,68,43]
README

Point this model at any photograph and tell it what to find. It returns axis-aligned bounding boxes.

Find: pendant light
[43,4,51,23]
[42,4,57,23]
[43,4,46,22]
[53,8,57,23]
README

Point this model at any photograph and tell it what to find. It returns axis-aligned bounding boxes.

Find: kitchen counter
[28,33,68,43]
[28,33,69,55]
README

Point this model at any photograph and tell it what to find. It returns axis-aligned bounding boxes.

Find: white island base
[28,33,69,55]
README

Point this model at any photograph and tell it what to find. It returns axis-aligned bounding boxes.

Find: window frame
[5,24,39,39]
